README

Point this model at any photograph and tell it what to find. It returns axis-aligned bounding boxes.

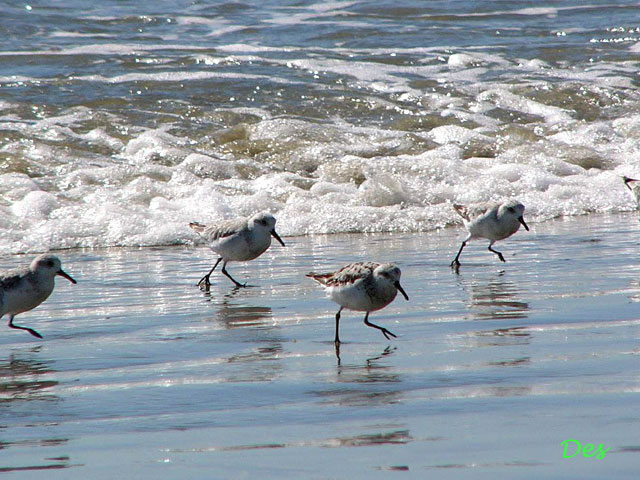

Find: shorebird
[1,254,77,339]
[190,211,285,289]
[623,176,640,209]
[306,262,409,344]
[451,200,529,268]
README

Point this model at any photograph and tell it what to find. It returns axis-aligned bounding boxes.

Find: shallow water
[1,213,639,478]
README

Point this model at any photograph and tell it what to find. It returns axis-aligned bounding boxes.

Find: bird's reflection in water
[487,356,531,367]
[456,327,532,376]
[200,283,247,300]
[210,299,286,382]
[311,346,403,407]
[459,270,530,321]
[200,282,278,329]
[334,345,396,376]
[0,349,75,472]
[215,304,274,329]
[224,342,284,383]
[472,326,532,348]
[454,271,532,367]
[0,347,58,403]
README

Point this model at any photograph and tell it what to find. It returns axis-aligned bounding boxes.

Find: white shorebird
[451,200,529,268]
[190,211,285,289]
[306,262,409,345]
[623,176,640,209]
[1,254,77,339]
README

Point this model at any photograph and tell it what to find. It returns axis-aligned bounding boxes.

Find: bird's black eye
[507,207,515,213]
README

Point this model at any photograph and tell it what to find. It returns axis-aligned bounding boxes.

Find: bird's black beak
[58,269,77,284]
[395,281,409,301]
[518,216,529,231]
[271,230,285,247]
[624,176,638,190]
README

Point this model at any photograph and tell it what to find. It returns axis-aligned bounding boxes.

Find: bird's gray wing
[453,203,495,222]
[190,218,248,241]
[308,261,379,287]
[0,268,28,290]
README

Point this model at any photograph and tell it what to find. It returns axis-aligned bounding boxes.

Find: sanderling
[623,176,640,209]
[190,211,285,289]
[306,262,409,344]
[1,254,77,339]
[451,200,529,268]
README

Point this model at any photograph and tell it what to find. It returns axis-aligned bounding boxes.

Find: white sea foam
[3,31,640,254]
[3,103,638,255]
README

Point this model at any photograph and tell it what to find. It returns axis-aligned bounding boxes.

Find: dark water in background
[2,1,640,251]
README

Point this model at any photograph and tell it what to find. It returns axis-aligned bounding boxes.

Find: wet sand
[1,213,639,479]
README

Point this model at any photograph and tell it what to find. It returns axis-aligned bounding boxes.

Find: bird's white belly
[328,282,396,312]
[211,235,270,262]
[469,220,519,241]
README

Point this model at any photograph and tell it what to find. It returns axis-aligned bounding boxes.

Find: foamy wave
[1,107,638,254]
[2,38,640,254]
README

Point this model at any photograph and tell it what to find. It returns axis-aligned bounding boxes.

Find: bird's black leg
[198,258,222,289]
[363,312,397,340]
[8,315,43,339]
[488,243,506,262]
[334,308,342,345]
[451,240,466,267]
[221,263,246,288]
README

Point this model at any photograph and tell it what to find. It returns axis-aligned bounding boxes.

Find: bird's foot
[28,328,43,339]
[381,328,397,340]
[197,275,211,291]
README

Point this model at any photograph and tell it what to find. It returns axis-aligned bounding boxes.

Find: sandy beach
[1,213,639,479]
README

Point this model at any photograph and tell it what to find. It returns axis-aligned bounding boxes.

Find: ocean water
[2,1,640,478]
[2,1,640,252]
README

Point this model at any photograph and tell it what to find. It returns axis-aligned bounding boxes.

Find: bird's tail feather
[305,272,332,285]
[452,204,470,221]
[189,222,206,233]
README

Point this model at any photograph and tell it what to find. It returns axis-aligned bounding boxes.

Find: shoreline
[5,209,638,254]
